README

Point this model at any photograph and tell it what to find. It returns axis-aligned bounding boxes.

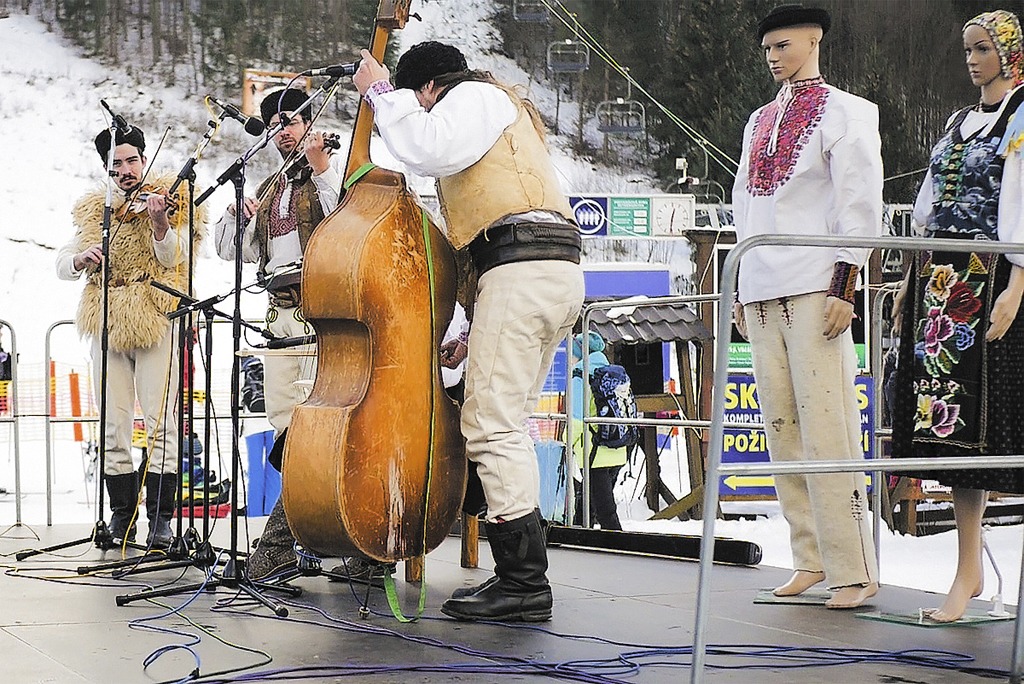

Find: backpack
[588,364,640,450]
[0,343,10,382]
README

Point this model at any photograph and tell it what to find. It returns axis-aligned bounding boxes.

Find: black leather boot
[105,472,139,545]
[450,574,499,599]
[441,510,552,622]
[145,473,178,549]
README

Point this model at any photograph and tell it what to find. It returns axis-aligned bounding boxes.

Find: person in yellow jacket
[570,332,627,531]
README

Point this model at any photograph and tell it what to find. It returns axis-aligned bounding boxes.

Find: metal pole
[563,330,575,525]
[689,244,737,683]
[870,285,898,564]
[1012,526,1024,682]
[0,320,21,523]
[43,321,72,526]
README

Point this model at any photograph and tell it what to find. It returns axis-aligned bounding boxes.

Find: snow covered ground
[0,4,1021,615]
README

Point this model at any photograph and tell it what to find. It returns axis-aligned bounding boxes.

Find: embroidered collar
[786,76,826,92]
[766,77,827,157]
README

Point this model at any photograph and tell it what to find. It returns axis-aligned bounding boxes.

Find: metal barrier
[39,317,268,524]
[574,295,725,524]
[693,234,1024,684]
[0,319,23,524]
[43,320,98,525]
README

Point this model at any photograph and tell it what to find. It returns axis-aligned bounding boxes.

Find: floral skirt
[891,241,1024,493]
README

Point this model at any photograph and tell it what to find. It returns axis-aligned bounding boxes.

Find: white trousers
[462,260,585,523]
[92,330,179,476]
[264,305,316,433]
[745,292,877,587]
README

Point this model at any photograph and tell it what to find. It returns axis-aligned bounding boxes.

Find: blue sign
[542,341,569,393]
[570,195,608,236]
[720,373,875,498]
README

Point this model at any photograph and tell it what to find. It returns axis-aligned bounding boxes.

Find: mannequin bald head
[762,24,823,83]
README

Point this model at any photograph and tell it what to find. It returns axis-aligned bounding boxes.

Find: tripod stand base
[16,520,114,561]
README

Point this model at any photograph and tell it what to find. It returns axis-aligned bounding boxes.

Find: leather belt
[469,222,581,276]
[269,285,301,309]
[266,271,302,308]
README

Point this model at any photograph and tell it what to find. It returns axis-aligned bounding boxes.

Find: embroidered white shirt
[732,84,884,305]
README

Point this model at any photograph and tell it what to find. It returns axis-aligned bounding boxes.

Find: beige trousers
[264,305,316,433]
[744,292,877,588]
[462,260,585,522]
[92,329,179,476]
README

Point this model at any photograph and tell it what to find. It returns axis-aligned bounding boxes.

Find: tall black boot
[441,510,552,622]
[105,472,139,545]
[145,472,178,549]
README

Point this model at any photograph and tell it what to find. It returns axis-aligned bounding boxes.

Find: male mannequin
[732,4,882,609]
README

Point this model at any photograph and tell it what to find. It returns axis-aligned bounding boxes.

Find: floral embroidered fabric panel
[747,79,829,197]
[912,251,994,446]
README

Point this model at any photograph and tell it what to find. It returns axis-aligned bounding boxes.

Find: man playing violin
[56,125,205,549]
[355,41,585,622]
[213,88,345,581]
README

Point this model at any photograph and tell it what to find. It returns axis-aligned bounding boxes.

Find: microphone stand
[115,74,343,607]
[117,115,305,613]
[18,114,146,560]
[170,112,224,565]
[82,114,228,579]
[104,281,281,586]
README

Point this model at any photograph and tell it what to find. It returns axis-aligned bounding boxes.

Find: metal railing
[693,234,1024,684]
[39,317,270,524]
[575,294,723,524]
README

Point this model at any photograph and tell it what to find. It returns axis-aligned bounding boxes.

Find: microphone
[307,61,360,77]
[100,99,132,135]
[266,335,317,350]
[209,96,266,136]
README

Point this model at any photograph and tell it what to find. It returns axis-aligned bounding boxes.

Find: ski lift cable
[543,0,731,170]
[540,0,739,176]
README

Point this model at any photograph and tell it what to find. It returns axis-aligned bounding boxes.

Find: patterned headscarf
[965,10,1024,84]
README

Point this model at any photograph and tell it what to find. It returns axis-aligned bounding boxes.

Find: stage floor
[0,521,1016,683]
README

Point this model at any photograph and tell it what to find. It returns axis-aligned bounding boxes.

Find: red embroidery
[268,177,299,239]
[747,81,829,196]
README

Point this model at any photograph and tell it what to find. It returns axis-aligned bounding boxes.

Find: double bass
[282,0,466,562]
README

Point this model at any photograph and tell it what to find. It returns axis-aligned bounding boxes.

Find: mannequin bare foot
[926,578,983,623]
[773,570,826,597]
[825,582,878,609]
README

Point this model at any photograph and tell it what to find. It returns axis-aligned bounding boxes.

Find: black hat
[260,88,312,125]
[758,4,831,40]
[393,41,468,91]
[94,125,146,162]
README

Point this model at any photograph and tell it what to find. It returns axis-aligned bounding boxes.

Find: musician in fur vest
[55,125,205,549]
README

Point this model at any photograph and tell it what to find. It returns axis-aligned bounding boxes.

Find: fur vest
[72,173,206,352]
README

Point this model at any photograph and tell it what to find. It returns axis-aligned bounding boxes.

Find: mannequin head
[963,10,1023,86]
[762,24,823,83]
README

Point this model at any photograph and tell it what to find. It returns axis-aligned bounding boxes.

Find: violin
[283,132,341,179]
[118,183,182,219]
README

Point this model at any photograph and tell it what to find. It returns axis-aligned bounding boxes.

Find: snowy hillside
[0,1,671,358]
